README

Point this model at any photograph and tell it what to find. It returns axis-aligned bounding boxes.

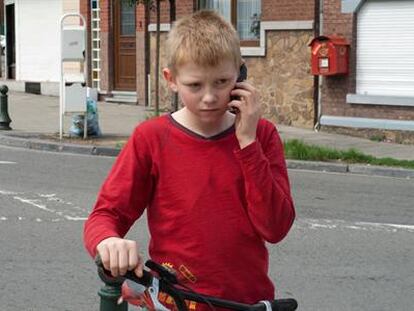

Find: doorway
[5,3,15,79]
[113,0,136,91]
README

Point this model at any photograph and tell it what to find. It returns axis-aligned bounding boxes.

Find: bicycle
[95,256,298,311]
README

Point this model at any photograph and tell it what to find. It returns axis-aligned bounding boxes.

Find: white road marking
[38,194,57,198]
[1,217,7,221]
[64,216,88,221]
[1,189,88,222]
[297,218,414,233]
[38,193,89,212]
[14,196,56,213]
[0,190,19,195]
[0,161,16,164]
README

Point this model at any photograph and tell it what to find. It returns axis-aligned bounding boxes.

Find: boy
[84,10,295,309]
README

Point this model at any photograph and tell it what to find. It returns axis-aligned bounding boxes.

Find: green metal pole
[98,281,128,311]
[97,265,128,311]
[0,85,12,130]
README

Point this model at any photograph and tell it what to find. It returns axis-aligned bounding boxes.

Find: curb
[287,159,414,179]
[0,133,121,157]
[287,159,348,173]
[1,133,413,179]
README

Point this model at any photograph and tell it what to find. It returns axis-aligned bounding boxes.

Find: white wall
[16,0,62,82]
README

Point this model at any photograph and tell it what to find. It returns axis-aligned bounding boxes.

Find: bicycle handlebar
[95,256,297,311]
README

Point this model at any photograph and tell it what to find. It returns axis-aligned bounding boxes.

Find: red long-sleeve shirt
[84,114,295,308]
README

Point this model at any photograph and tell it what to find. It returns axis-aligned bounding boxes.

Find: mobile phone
[229,64,248,113]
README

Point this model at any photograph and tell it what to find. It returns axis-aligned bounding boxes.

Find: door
[114,0,136,91]
[5,3,15,79]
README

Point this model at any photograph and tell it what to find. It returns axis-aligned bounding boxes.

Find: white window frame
[198,0,262,47]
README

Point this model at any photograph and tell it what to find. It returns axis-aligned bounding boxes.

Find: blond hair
[165,10,242,74]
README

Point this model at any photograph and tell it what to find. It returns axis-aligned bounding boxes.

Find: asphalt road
[0,145,413,311]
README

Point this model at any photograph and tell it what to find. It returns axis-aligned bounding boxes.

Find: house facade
[80,0,316,127]
[0,0,83,95]
[318,0,414,142]
[81,0,414,139]
[1,0,413,140]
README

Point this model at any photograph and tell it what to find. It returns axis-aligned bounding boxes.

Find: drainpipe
[314,0,324,132]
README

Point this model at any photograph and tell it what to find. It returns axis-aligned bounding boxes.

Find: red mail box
[309,35,349,76]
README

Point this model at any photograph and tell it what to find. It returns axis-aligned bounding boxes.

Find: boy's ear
[162,68,178,93]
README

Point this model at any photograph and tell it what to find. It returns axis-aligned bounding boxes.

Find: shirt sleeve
[83,127,154,257]
[234,120,295,243]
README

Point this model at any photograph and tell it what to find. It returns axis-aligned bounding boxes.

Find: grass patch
[115,141,127,149]
[283,139,414,170]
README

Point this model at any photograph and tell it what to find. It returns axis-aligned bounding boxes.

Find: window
[199,0,261,46]
[356,0,414,97]
[121,0,136,36]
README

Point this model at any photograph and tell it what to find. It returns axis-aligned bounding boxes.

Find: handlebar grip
[270,299,298,311]
[95,254,153,287]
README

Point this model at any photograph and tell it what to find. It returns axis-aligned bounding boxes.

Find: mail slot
[309,35,349,76]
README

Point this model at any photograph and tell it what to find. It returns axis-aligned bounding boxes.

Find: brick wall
[150,0,314,23]
[98,0,112,92]
[136,4,147,105]
[79,0,91,86]
[148,0,194,24]
[262,0,314,21]
[100,0,110,33]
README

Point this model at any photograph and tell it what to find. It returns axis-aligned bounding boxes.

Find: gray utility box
[59,15,88,139]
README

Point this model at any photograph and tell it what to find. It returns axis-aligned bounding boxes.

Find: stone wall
[149,30,314,127]
[149,32,172,112]
[246,30,314,128]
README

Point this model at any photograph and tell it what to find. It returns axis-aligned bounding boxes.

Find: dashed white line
[297,218,414,233]
[64,216,88,221]
[0,161,17,164]
[0,190,19,195]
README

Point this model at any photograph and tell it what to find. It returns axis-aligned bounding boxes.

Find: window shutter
[357,0,414,97]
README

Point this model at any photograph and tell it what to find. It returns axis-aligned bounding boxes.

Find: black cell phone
[236,63,247,83]
[230,64,248,113]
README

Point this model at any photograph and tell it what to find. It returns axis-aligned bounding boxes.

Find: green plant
[283,139,414,170]
[115,141,127,150]
[369,134,385,142]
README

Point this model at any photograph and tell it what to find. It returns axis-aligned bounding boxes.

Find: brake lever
[147,277,170,311]
[145,260,189,311]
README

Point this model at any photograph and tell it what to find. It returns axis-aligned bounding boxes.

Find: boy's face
[163,59,238,123]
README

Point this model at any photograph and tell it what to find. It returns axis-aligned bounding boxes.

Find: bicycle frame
[96,257,297,311]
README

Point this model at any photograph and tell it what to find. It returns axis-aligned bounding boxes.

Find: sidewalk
[1,91,413,177]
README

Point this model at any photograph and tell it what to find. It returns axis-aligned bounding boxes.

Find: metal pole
[97,276,128,311]
[96,255,128,311]
[0,85,12,130]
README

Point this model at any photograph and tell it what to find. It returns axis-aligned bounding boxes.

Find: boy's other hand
[229,82,261,149]
[96,237,144,278]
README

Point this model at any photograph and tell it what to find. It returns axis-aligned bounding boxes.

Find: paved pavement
[1,91,414,178]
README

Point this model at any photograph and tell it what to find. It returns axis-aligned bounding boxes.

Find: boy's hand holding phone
[229,65,261,149]
[96,237,144,278]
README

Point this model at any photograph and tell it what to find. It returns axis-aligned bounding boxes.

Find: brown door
[114,0,136,91]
